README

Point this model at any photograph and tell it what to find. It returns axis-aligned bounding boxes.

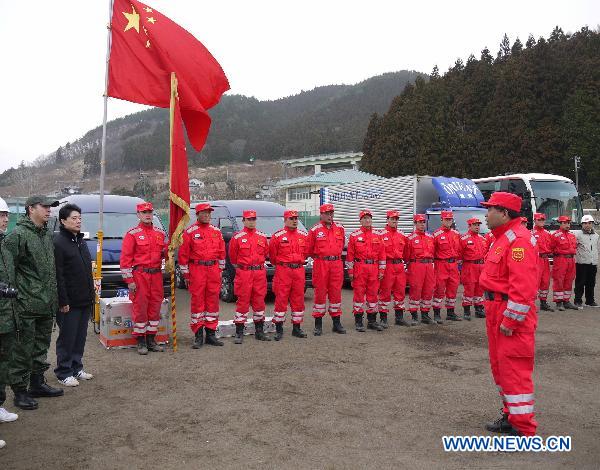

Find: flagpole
[93,0,114,333]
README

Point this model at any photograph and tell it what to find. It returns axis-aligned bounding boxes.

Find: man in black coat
[53,204,95,387]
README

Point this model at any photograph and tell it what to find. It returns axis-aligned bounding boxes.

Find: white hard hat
[0,197,9,213]
[581,215,595,224]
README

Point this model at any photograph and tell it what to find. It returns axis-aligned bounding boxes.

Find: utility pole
[574,155,581,191]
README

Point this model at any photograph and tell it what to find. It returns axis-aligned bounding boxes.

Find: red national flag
[107,0,229,151]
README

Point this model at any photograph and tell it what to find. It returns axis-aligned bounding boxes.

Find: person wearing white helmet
[574,215,599,308]
[0,197,18,450]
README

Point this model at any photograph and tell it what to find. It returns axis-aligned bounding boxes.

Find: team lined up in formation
[120,199,577,353]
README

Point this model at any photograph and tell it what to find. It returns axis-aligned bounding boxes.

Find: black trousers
[574,264,597,304]
[54,305,91,380]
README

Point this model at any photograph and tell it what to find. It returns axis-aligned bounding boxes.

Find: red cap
[320,203,334,214]
[413,214,426,222]
[557,215,571,223]
[480,192,522,213]
[284,210,298,218]
[520,216,528,223]
[136,202,153,212]
[441,210,453,219]
[195,202,214,213]
[359,209,373,219]
[387,210,400,218]
[534,213,546,220]
[467,217,481,225]
[243,210,257,218]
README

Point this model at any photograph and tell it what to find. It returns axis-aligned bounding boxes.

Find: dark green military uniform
[3,215,57,391]
[0,231,19,404]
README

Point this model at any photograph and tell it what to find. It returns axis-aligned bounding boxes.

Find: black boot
[463,306,472,321]
[540,300,554,312]
[410,311,418,326]
[234,323,244,344]
[379,312,389,329]
[147,334,164,352]
[395,309,409,326]
[446,309,462,321]
[354,314,366,332]
[433,308,444,324]
[274,322,284,341]
[367,313,383,331]
[136,335,148,355]
[485,411,517,434]
[292,323,307,338]
[254,321,271,341]
[192,327,204,349]
[421,311,434,324]
[563,301,579,310]
[313,317,323,336]
[205,328,224,346]
[475,305,486,318]
[13,390,38,410]
[29,374,64,398]
[332,316,346,334]
[556,301,565,311]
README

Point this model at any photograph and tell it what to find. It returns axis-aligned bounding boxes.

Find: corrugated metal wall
[322,176,417,234]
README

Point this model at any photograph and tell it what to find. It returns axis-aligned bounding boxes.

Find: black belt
[554,254,574,258]
[463,259,484,264]
[484,291,509,301]
[190,259,217,266]
[388,259,404,264]
[539,253,552,258]
[314,256,341,261]
[237,264,264,271]
[435,258,457,263]
[409,258,433,264]
[354,259,376,264]
[277,262,303,269]
[134,266,161,274]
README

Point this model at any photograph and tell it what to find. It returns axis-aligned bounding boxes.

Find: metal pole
[574,155,580,191]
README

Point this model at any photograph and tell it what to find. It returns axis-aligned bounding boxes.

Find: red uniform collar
[360,226,372,233]
[138,222,153,231]
[386,225,397,232]
[491,218,521,238]
[284,226,297,233]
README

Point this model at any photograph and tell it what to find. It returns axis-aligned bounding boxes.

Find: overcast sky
[0,0,597,172]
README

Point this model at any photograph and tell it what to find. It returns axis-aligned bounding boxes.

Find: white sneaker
[0,408,18,422]
[76,370,94,380]
[58,376,79,387]
[0,438,5,449]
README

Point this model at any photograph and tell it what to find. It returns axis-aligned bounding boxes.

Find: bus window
[476,181,501,201]
[530,180,583,228]
[501,179,532,219]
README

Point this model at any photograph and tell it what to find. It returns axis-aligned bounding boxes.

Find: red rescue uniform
[406,231,435,313]
[459,230,488,307]
[433,226,461,310]
[551,228,577,303]
[479,218,539,436]
[532,225,553,301]
[120,223,167,337]
[269,227,307,325]
[484,232,496,250]
[346,227,386,314]
[178,222,226,333]
[378,225,408,313]
[228,228,269,325]
[306,222,345,318]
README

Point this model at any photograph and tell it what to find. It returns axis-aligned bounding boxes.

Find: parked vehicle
[49,195,171,298]
[176,200,313,302]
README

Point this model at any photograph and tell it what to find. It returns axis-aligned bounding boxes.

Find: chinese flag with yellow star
[107,0,229,151]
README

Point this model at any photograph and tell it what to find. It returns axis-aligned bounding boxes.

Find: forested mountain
[361,27,600,191]
[19,71,423,179]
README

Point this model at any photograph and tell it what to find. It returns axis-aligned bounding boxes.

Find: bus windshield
[530,180,582,227]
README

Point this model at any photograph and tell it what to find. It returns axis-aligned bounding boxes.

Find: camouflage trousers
[0,331,16,404]
[9,314,53,391]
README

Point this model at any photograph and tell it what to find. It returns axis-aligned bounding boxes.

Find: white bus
[473,173,583,229]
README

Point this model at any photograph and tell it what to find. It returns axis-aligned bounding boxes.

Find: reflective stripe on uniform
[508,404,534,415]
[507,300,530,313]
[504,393,535,403]
[503,310,525,321]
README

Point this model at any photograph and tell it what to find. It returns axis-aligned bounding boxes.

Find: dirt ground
[1,285,599,469]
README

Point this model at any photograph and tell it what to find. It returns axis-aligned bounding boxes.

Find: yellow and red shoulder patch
[511,247,525,262]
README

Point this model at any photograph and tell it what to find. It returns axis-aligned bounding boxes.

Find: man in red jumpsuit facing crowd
[228,210,271,344]
[532,213,554,311]
[269,210,308,341]
[178,203,226,349]
[120,202,167,355]
[433,210,461,323]
[406,214,435,325]
[306,203,346,336]
[480,192,538,437]
[346,210,385,332]
[551,215,578,311]
[378,210,409,327]
[459,217,487,320]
